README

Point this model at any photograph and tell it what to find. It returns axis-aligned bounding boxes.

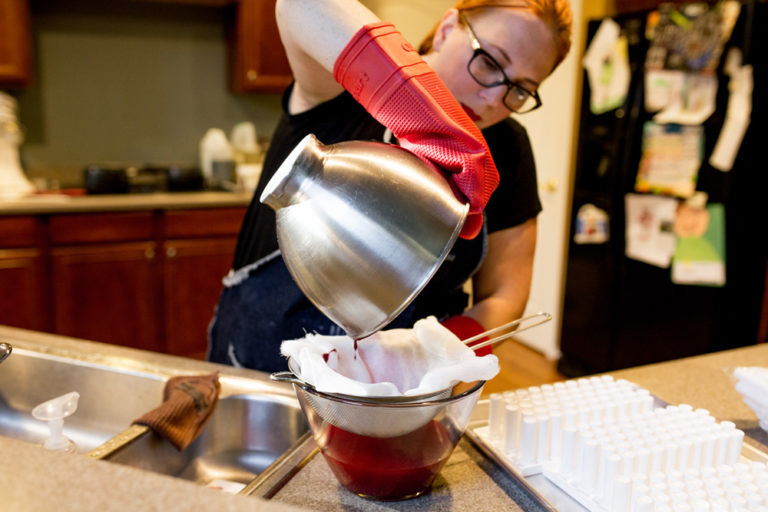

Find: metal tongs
[461,311,552,351]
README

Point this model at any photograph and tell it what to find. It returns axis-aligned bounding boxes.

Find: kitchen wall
[361,0,454,44]
[11,0,464,189]
[13,0,284,188]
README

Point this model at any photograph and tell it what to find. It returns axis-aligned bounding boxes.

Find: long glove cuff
[333,22,499,239]
[333,22,429,109]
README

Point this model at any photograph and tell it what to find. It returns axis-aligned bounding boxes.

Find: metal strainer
[270,312,552,436]
[271,357,458,437]
[272,362,484,438]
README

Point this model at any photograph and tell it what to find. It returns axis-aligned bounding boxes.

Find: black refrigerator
[558,1,768,377]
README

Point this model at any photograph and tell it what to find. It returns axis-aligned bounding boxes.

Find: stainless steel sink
[0,327,308,488]
[0,346,167,452]
[96,393,308,486]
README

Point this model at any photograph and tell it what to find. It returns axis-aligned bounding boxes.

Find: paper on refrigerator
[651,73,718,125]
[671,203,726,286]
[625,193,678,268]
[635,122,703,198]
[710,48,753,172]
[582,18,630,115]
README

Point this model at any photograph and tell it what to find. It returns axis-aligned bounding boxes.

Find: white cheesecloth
[280,316,500,397]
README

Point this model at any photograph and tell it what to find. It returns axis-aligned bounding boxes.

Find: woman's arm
[274,0,499,238]
[274,0,379,113]
[464,218,538,330]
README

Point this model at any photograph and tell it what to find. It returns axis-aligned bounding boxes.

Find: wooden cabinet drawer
[164,207,245,238]
[49,212,155,245]
[0,216,42,248]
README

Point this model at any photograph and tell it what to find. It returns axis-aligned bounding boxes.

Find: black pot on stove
[83,165,130,194]
[165,164,204,192]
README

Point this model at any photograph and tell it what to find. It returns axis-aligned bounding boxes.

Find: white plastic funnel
[32,391,80,453]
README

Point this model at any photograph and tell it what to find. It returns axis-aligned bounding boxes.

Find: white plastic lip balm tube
[536,415,550,462]
[503,402,520,453]
[488,393,504,441]
[560,427,577,477]
[610,475,631,512]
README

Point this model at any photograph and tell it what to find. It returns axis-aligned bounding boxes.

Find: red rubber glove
[441,315,492,356]
[333,22,499,239]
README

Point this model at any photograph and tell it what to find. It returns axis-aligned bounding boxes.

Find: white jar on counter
[0,91,34,199]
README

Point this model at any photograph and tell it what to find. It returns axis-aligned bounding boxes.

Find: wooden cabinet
[3,0,291,92]
[0,206,245,358]
[229,0,293,93]
[0,216,49,331]
[0,0,33,87]
[48,211,163,351]
[162,208,243,358]
[51,242,163,352]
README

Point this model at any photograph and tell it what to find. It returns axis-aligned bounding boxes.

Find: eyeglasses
[459,12,542,114]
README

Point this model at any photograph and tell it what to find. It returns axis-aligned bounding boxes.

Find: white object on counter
[31,391,80,454]
[542,406,750,511]
[474,375,757,512]
[0,91,34,199]
[236,162,263,193]
[478,376,655,476]
[199,128,234,180]
[230,121,261,163]
[733,366,768,431]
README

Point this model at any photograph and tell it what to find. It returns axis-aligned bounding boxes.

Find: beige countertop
[0,435,306,512]
[609,343,767,425]
[1,324,766,511]
[609,343,768,453]
[0,190,253,215]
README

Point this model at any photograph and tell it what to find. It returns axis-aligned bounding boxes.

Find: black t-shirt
[232,86,541,319]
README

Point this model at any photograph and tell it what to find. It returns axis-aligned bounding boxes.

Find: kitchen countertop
[0,435,306,512]
[609,343,768,452]
[1,324,766,511]
[0,190,253,215]
[0,324,304,512]
[266,344,768,512]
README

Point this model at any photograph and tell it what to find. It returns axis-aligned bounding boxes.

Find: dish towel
[133,373,220,450]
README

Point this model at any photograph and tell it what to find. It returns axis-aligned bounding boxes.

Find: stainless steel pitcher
[260,134,468,339]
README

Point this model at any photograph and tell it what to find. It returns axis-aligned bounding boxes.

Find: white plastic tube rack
[475,376,655,475]
[471,376,759,511]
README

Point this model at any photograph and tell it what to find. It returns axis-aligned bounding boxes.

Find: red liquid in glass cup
[318,420,457,500]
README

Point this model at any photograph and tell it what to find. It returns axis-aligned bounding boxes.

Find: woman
[207,0,572,372]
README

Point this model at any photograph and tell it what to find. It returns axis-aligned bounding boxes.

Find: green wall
[13,0,284,188]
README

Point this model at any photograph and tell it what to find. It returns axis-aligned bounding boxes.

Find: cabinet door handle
[166,247,177,258]
[145,248,155,260]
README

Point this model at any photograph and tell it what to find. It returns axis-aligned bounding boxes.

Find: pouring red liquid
[318,420,456,500]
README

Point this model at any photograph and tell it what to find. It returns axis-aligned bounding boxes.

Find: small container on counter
[82,164,130,195]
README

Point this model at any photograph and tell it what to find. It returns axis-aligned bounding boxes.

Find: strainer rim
[284,356,482,404]
[292,378,485,408]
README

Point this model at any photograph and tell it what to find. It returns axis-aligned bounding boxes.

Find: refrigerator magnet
[574,204,609,244]
[671,203,726,287]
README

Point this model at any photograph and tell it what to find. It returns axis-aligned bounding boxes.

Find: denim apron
[208,224,487,374]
